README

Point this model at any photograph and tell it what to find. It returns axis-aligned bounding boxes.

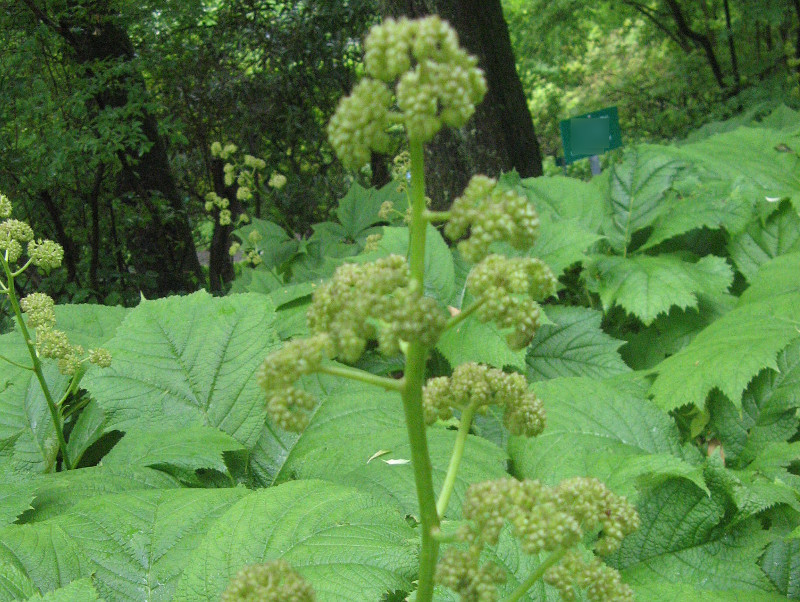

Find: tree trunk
[207,159,243,293]
[20,0,203,296]
[663,0,727,89]
[722,0,740,90]
[379,0,543,209]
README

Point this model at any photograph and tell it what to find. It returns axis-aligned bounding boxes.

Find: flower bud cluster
[256,334,332,431]
[0,197,64,273]
[211,141,238,161]
[363,233,382,252]
[0,193,11,218]
[28,239,64,274]
[328,16,487,170]
[221,560,315,602]
[205,191,232,226]
[0,218,34,264]
[422,363,545,437]
[306,254,446,362]
[467,255,556,350]
[544,551,634,602]
[445,176,540,264]
[19,292,111,376]
[437,477,639,601]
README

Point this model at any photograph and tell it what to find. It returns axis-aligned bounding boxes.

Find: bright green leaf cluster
[221,560,316,602]
[423,362,545,437]
[467,254,556,350]
[445,175,540,264]
[437,477,639,601]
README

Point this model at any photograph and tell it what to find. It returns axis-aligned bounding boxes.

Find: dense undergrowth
[1,86,800,602]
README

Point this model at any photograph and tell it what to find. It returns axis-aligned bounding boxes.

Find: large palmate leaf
[232,218,298,270]
[516,173,606,233]
[728,200,800,282]
[0,557,37,601]
[525,306,630,381]
[0,488,247,601]
[0,480,37,527]
[649,253,800,411]
[437,313,527,371]
[761,537,800,598]
[529,215,603,278]
[610,480,775,593]
[336,180,405,238]
[602,147,683,252]
[173,480,418,602]
[25,578,102,601]
[82,291,280,449]
[587,253,733,325]
[509,377,704,497]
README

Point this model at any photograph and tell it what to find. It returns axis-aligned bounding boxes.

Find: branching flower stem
[402,138,440,602]
[506,548,569,602]
[444,297,486,332]
[0,256,72,470]
[317,363,404,392]
[436,401,478,517]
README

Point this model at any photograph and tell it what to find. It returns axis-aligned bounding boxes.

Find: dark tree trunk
[379,0,543,209]
[88,164,105,294]
[722,0,740,90]
[663,0,727,89]
[20,0,203,296]
[207,159,243,293]
[792,0,800,78]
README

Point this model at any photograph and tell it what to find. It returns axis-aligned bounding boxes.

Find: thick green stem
[0,258,72,470]
[403,137,440,602]
[506,548,569,602]
[436,402,478,517]
[318,363,404,392]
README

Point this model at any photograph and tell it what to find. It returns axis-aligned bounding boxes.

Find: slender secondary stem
[403,137,440,602]
[0,353,34,370]
[0,257,72,470]
[506,548,569,602]
[422,209,450,223]
[436,402,478,517]
[317,363,404,391]
[444,297,486,332]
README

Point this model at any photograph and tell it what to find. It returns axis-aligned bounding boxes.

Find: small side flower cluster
[467,255,556,350]
[306,254,446,362]
[444,175,540,264]
[230,230,264,266]
[20,292,112,375]
[328,16,487,169]
[422,363,545,437]
[436,477,639,602]
[1,194,64,275]
[221,560,315,602]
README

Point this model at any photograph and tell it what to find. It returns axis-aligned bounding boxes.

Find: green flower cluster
[1,194,65,277]
[204,191,232,226]
[444,176,540,264]
[422,362,545,437]
[221,560,315,602]
[256,334,332,431]
[437,477,639,601]
[544,551,634,602]
[20,292,112,375]
[307,254,446,362]
[467,255,556,350]
[0,219,34,264]
[328,16,487,170]
[0,192,11,218]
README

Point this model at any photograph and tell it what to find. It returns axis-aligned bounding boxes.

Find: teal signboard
[559,106,622,165]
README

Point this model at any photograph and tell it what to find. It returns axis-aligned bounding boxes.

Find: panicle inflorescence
[221,560,315,602]
[328,16,487,169]
[466,254,556,350]
[444,176,540,264]
[422,363,545,437]
[0,193,11,219]
[437,477,639,601]
[28,239,65,274]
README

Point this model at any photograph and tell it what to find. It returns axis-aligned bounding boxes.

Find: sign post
[559,106,622,175]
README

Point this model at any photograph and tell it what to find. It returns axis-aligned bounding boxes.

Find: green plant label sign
[560,106,622,164]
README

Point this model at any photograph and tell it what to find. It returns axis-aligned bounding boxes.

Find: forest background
[0,0,797,315]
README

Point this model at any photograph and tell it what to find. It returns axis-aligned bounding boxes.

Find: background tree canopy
[1,0,798,306]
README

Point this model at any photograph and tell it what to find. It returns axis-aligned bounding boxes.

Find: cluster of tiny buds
[210,141,238,161]
[0,195,64,272]
[445,175,541,264]
[437,477,639,601]
[363,233,382,252]
[221,560,315,602]
[467,254,556,350]
[422,362,545,437]
[230,230,264,266]
[19,292,111,375]
[307,254,446,362]
[204,191,232,226]
[328,16,487,170]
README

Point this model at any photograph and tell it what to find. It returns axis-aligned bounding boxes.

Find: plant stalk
[318,363,404,391]
[506,548,569,602]
[436,402,477,517]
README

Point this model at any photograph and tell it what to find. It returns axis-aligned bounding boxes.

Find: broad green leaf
[18,465,180,523]
[173,480,417,602]
[232,218,298,270]
[0,480,38,526]
[82,291,280,449]
[101,426,246,484]
[728,200,800,282]
[632,581,788,601]
[0,557,37,601]
[336,181,403,238]
[509,377,702,497]
[437,314,527,371]
[588,254,733,325]
[31,304,128,350]
[229,266,284,295]
[529,216,602,278]
[63,400,107,468]
[758,104,800,133]
[517,174,606,233]
[611,480,774,592]
[603,147,683,252]
[25,578,102,601]
[526,306,630,381]
[761,538,800,598]
[649,254,800,411]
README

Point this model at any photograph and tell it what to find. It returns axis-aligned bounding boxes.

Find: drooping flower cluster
[467,255,557,350]
[437,477,639,601]
[444,175,540,264]
[422,362,545,437]
[0,196,65,274]
[19,292,112,375]
[221,560,316,602]
[328,16,487,170]
[544,551,634,602]
[306,254,446,362]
